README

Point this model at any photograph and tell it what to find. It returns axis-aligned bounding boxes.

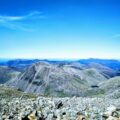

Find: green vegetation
[0,85,37,100]
[44,85,51,96]
[84,89,105,97]
[57,90,69,97]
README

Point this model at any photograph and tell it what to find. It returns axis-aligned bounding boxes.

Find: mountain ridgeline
[0,59,118,97]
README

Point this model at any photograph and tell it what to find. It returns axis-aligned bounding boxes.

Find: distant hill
[78,58,120,70]
[6,59,40,71]
[0,58,120,71]
[0,66,20,84]
[87,63,118,78]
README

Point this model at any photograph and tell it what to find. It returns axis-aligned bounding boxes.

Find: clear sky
[0,0,120,59]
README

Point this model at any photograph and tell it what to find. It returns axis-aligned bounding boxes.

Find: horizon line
[0,57,120,61]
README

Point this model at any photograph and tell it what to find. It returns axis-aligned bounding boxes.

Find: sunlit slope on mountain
[99,76,120,98]
[100,76,120,92]
[82,68,107,85]
[88,63,118,78]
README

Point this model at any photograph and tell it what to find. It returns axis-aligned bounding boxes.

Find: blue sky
[0,0,120,59]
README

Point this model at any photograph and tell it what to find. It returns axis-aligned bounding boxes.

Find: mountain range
[0,58,120,97]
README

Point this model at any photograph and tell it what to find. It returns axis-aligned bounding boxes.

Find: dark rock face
[91,85,99,88]
[56,101,63,109]
[22,116,30,120]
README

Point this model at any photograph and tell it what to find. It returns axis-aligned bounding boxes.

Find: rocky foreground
[1,96,120,120]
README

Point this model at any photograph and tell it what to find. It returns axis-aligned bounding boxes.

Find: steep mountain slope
[8,61,107,97]
[100,76,120,90]
[0,66,20,84]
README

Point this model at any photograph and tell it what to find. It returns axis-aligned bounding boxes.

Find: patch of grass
[84,69,95,76]
[84,89,105,97]
[0,85,37,100]
[57,90,69,97]
[44,85,51,96]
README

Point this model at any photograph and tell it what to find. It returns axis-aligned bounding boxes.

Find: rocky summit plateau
[1,94,120,120]
[0,59,120,120]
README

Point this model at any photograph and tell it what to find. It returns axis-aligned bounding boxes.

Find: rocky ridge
[1,96,120,120]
